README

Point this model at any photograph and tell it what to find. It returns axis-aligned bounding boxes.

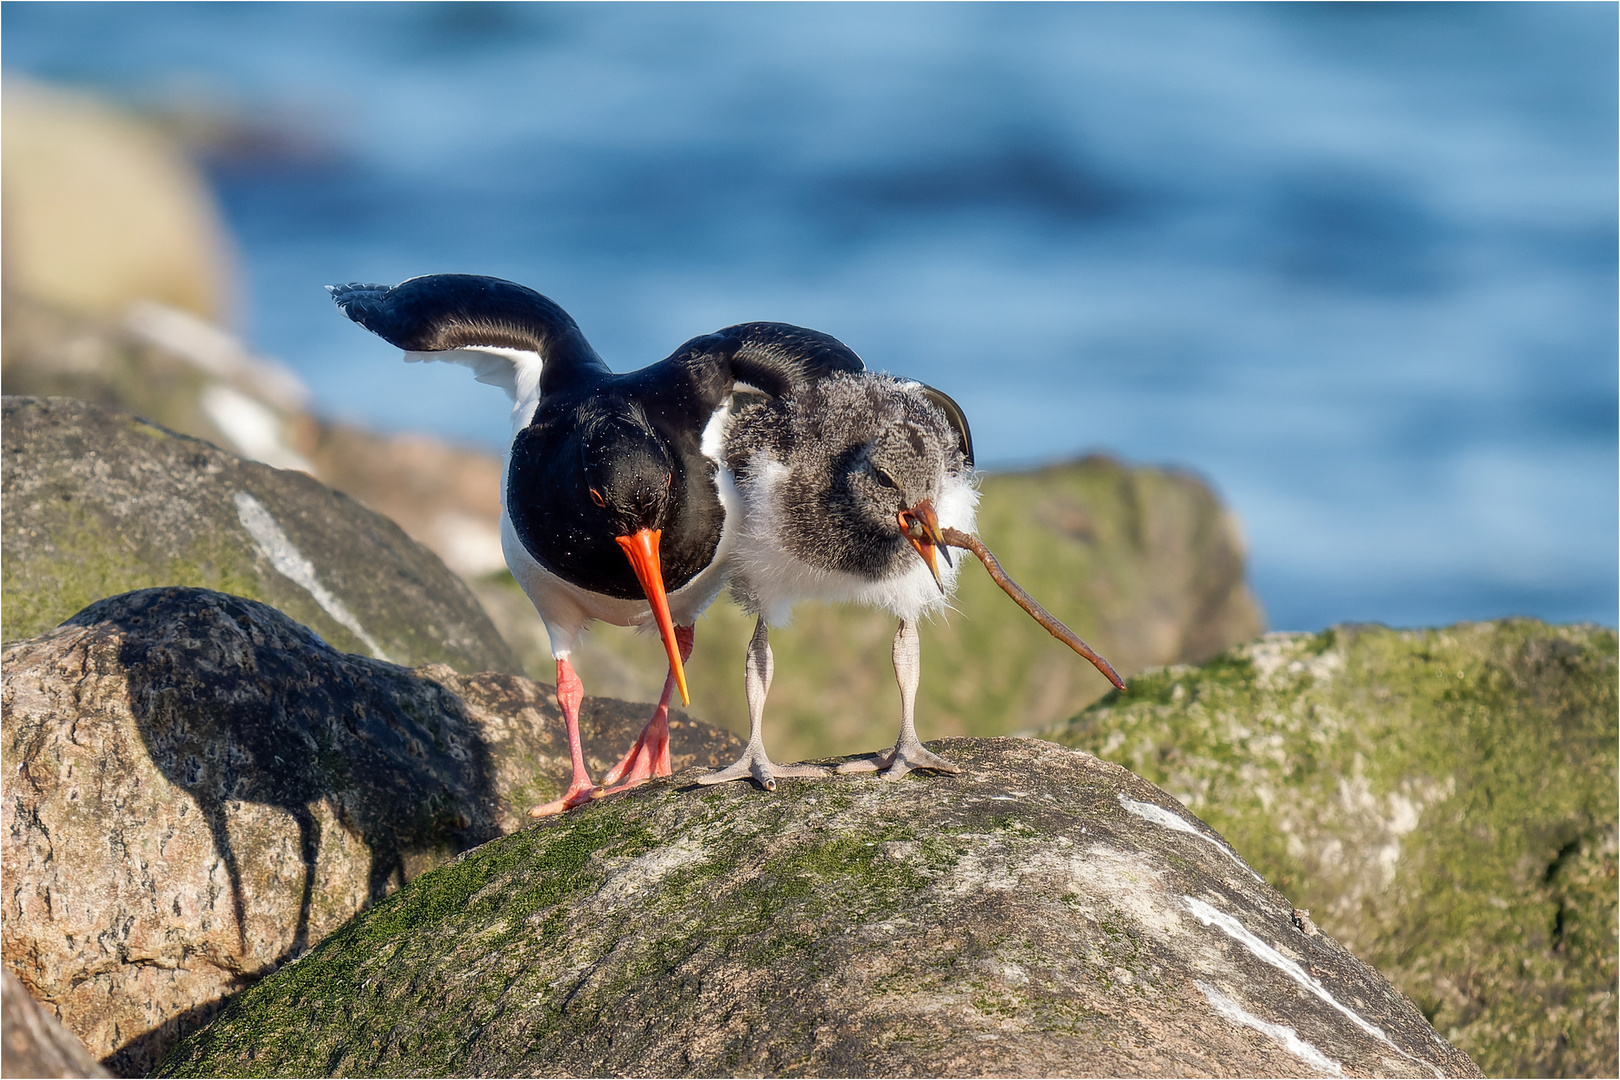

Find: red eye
[589,488,606,508]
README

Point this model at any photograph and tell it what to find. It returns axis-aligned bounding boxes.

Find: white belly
[500,505,736,658]
[730,462,979,626]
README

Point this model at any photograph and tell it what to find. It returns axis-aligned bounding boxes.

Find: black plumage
[330,274,863,811]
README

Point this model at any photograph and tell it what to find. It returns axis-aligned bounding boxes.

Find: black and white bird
[699,371,981,788]
[328,274,864,813]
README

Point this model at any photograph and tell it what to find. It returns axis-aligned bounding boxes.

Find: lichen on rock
[1,395,516,674]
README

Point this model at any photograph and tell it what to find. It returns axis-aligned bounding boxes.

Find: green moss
[1044,619,1619,1079]
[1,498,266,642]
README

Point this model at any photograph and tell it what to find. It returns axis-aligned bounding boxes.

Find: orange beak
[897,499,951,594]
[615,528,690,706]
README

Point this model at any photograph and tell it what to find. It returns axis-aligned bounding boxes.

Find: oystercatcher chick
[328,274,863,813]
[700,372,980,787]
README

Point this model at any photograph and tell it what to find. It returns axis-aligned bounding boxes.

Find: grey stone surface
[160,739,1478,1079]
[1,587,743,1077]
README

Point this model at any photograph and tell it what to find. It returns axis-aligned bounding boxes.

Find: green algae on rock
[158,739,1478,1079]
[1043,619,1619,1079]
[2,395,516,673]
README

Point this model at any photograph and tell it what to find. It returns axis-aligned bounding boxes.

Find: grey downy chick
[701,372,978,789]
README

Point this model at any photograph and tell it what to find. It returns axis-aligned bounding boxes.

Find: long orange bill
[940,526,1128,691]
[898,500,950,594]
[615,528,691,706]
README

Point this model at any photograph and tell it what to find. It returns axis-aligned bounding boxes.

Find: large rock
[158,740,1477,1078]
[1,395,515,674]
[1,587,744,1077]
[1,291,316,472]
[1042,620,1619,1079]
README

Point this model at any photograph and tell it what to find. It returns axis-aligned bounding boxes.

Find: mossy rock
[159,740,1477,1078]
[1043,619,1619,1078]
[1,395,516,673]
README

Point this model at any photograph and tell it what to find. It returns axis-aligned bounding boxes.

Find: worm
[941,527,1127,691]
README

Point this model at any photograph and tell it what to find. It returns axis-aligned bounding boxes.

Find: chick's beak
[615,528,690,706]
[898,500,952,594]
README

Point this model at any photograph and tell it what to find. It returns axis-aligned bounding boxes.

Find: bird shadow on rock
[71,587,503,970]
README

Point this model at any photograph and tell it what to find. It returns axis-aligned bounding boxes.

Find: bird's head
[579,412,675,536]
[848,420,955,592]
[576,407,690,704]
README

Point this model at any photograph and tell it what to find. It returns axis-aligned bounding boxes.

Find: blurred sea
[4,2,1615,632]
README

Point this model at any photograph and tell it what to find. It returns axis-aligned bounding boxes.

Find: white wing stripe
[403,346,545,435]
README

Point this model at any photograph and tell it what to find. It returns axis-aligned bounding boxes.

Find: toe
[695,762,750,786]
[884,743,960,779]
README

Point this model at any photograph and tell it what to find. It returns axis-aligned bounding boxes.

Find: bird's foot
[696,746,827,791]
[528,773,599,817]
[599,719,672,790]
[596,735,670,799]
[835,739,961,780]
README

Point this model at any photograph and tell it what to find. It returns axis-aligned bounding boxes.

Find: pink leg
[600,625,695,792]
[530,657,598,817]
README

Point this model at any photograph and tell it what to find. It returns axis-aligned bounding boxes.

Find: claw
[698,746,828,789]
[836,740,961,780]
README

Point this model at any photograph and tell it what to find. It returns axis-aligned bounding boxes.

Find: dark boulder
[1,587,743,1076]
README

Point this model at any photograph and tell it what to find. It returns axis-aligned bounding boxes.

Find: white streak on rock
[1196,980,1344,1077]
[200,384,313,473]
[233,491,389,661]
[1118,794,1263,880]
[125,301,309,410]
[430,511,508,577]
[1183,896,1442,1077]
[593,839,710,907]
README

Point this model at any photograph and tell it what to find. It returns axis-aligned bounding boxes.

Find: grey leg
[837,618,960,779]
[698,617,827,790]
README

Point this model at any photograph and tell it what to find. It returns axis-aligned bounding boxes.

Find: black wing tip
[324,273,592,359]
[326,282,390,307]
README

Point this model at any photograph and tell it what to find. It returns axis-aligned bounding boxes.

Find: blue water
[5,2,1615,631]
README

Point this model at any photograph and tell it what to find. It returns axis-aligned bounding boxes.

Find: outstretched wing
[328,274,607,434]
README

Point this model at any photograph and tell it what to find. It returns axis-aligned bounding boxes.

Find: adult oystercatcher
[329,274,863,813]
[705,371,1127,788]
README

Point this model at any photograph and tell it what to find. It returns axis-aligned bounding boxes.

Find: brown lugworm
[941,527,1127,691]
